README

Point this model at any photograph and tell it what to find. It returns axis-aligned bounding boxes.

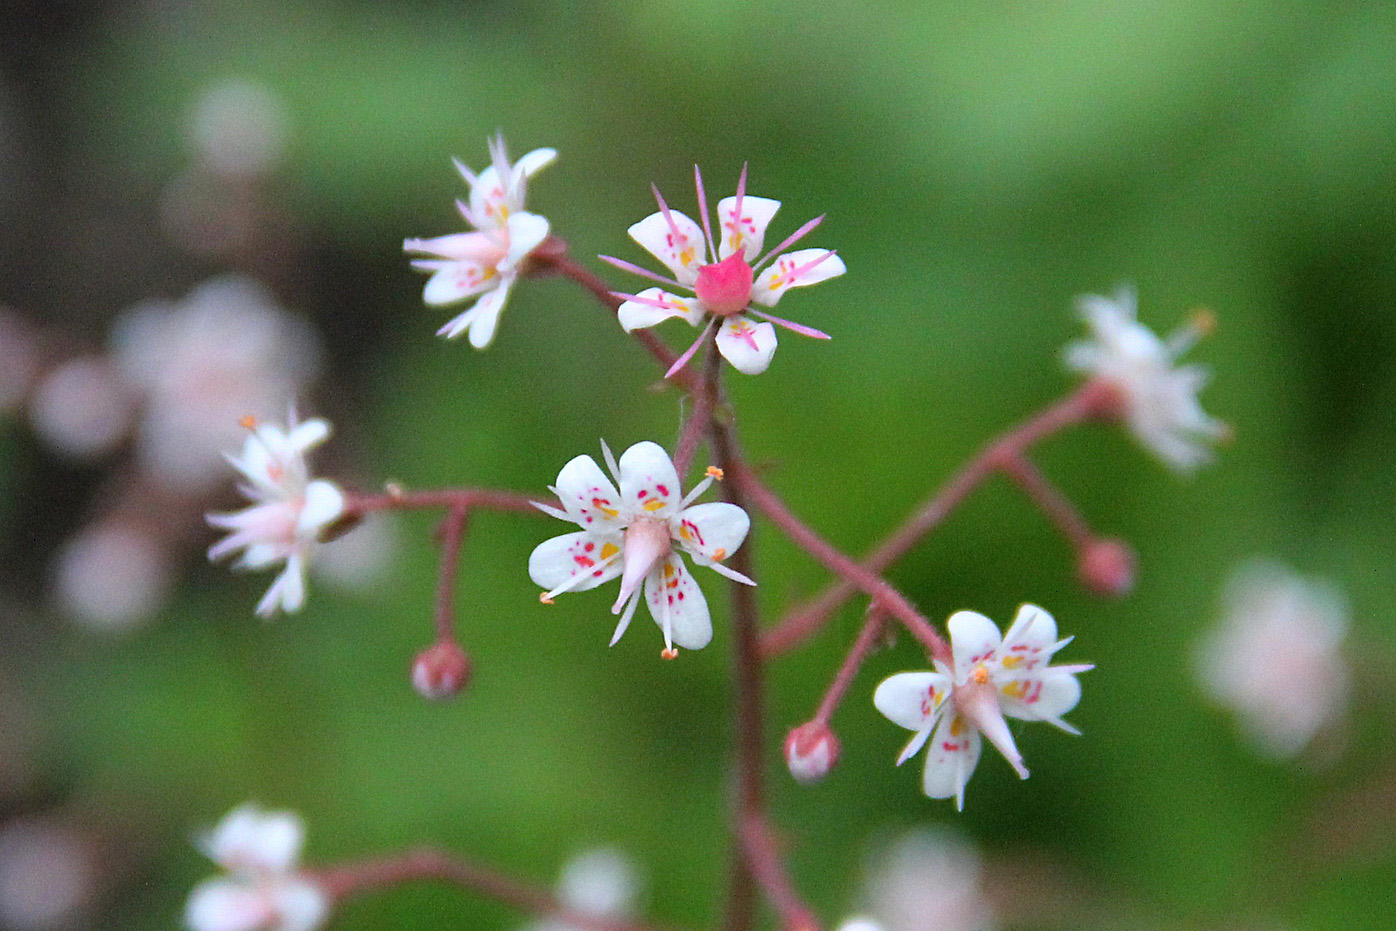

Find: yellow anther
[705,466,725,481]
[661,647,679,660]
[971,665,990,686]
[539,593,554,605]
[238,415,258,430]
[1189,307,1216,336]
[712,548,727,562]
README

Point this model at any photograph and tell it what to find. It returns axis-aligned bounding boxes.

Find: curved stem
[813,607,886,726]
[345,487,541,517]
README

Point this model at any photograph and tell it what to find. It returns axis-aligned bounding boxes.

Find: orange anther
[661,647,679,660]
[705,466,725,481]
[712,548,727,562]
[972,665,990,685]
[238,415,258,429]
[539,593,554,605]
[1189,307,1217,335]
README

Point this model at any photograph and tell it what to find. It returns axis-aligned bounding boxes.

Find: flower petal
[256,553,306,617]
[715,317,777,375]
[514,146,558,179]
[404,231,503,264]
[672,501,749,567]
[873,671,953,732]
[465,280,512,349]
[616,289,703,332]
[716,195,780,261]
[528,531,624,594]
[296,480,345,538]
[617,441,681,519]
[469,164,512,228]
[185,878,275,931]
[750,249,846,307]
[552,454,625,532]
[271,879,331,931]
[204,805,305,873]
[419,261,500,307]
[997,603,1060,673]
[503,211,550,269]
[948,610,1003,674]
[643,554,711,650]
[628,209,707,286]
[921,713,982,810]
[998,667,1084,726]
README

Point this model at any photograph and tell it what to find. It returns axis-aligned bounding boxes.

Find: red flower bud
[784,722,840,784]
[411,641,471,700]
[1078,538,1137,598]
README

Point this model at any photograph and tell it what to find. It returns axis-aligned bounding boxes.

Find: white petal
[644,555,712,650]
[185,878,274,931]
[468,165,511,228]
[995,602,1061,676]
[715,317,777,375]
[271,879,331,931]
[750,249,845,307]
[296,481,345,538]
[404,231,503,264]
[998,667,1084,724]
[464,281,511,349]
[514,146,558,179]
[873,672,953,732]
[672,501,749,566]
[921,714,982,810]
[616,441,681,519]
[552,454,626,532]
[205,805,305,873]
[503,211,550,269]
[948,610,1003,675]
[286,418,331,453]
[420,261,501,307]
[716,195,780,261]
[616,289,703,332]
[257,555,307,617]
[628,209,707,286]
[528,532,624,595]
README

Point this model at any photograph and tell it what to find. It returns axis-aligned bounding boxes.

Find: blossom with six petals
[404,135,556,347]
[873,605,1090,810]
[207,413,345,618]
[605,165,845,376]
[529,441,753,657]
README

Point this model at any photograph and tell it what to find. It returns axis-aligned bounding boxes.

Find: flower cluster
[529,441,752,658]
[404,135,557,347]
[185,805,328,931]
[874,605,1090,809]
[207,413,345,617]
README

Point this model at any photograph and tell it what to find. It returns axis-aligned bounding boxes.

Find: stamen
[661,647,679,660]
[745,308,830,340]
[693,165,717,264]
[705,466,724,480]
[1167,308,1215,357]
[665,317,718,379]
[613,291,683,312]
[609,588,642,646]
[651,184,686,250]
[677,474,715,510]
[239,415,258,430]
[598,255,683,290]
[539,593,554,604]
[753,214,824,272]
[600,439,621,487]
[451,156,478,186]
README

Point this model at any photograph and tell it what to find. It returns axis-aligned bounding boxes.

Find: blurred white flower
[312,513,395,592]
[110,275,321,490]
[612,165,844,376]
[1195,560,1350,758]
[189,79,289,177]
[522,848,638,931]
[53,521,173,633]
[27,356,135,459]
[1064,285,1226,472]
[874,605,1090,810]
[529,442,753,658]
[404,134,556,347]
[854,829,995,931]
[186,804,328,931]
[207,414,345,618]
[0,816,98,930]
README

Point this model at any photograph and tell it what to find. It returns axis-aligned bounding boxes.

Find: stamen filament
[753,215,825,272]
[694,164,717,264]
[745,308,831,340]
[665,318,718,379]
[598,255,683,290]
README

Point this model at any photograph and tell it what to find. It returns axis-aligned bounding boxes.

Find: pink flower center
[694,251,754,317]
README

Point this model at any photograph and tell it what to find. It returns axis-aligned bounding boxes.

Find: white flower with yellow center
[1064,285,1226,472]
[207,414,345,618]
[874,605,1091,810]
[606,165,845,376]
[404,135,556,348]
[185,804,329,931]
[529,441,753,658]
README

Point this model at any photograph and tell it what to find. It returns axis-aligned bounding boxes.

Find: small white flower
[1064,285,1226,472]
[874,605,1091,810]
[521,848,639,931]
[607,165,845,376]
[529,441,754,657]
[207,413,346,618]
[853,829,995,931]
[404,134,556,348]
[1195,560,1350,758]
[185,805,329,931]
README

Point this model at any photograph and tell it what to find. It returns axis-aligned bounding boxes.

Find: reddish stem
[433,505,469,641]
[741,815,822,931]
[724,459,949,665]
[314,848,676,931]
[996,453,1094,549]
[345,487,541,517]
[761,382,1115,657]
[673,342,720,478]
[813,608,887,726]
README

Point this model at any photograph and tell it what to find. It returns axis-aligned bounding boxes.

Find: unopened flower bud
[411,641,471,700]
[1078,538,1136,598]
[784,722,840,784]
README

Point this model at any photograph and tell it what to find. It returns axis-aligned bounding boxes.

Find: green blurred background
[1,1,1394,927]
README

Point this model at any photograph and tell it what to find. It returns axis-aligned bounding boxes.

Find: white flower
[874,605,1091,810]
[1195,560,1350,758]
[853,829,995,931]
[607,165,845,376]
[1064,285,1226,472]
[529,441,753,657]
[521,848,639,931]
[185,805,329,931]
[207,414,346,618]
[403,135,556,348]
